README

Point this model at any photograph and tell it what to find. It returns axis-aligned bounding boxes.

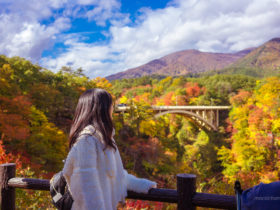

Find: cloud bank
[0,0,120,61]
[1,0,280,78]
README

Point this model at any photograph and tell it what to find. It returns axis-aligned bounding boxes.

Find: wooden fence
[0,163,236,209]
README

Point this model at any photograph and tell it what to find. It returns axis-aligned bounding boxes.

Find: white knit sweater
[63,125,156,210]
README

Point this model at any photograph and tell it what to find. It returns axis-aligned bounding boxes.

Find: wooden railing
[0,163,236,209]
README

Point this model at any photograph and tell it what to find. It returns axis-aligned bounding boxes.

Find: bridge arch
[154,110,217,131]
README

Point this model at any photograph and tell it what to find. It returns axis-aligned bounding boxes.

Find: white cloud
[85,0,121,26]
[40,38,125,77]
[0,0,121,61]
[0,13,70,60]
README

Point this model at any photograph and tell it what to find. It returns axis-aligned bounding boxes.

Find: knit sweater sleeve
[67,136,106,210]
[124,170,157,194]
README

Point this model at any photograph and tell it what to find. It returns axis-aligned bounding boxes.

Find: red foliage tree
[185,82,206,97]
[0,95,31,141]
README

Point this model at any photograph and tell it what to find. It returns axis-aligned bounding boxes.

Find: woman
[63,88,156,210]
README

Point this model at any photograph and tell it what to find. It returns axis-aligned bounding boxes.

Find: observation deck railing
[0,163,236,209]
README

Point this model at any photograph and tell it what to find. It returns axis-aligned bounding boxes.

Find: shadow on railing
[0,163,236,210]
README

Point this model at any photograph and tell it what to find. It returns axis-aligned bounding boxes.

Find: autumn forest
[1,54,280,208]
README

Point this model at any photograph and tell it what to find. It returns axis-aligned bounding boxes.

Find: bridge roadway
[115,105,231,131]
[115,105,230,111]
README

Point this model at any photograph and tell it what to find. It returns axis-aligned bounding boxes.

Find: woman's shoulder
[63,134,100,176]
[72,133,99,150]
[72,125,99,146]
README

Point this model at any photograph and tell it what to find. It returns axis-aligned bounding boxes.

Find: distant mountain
[106,49,253,80]
[230,38,280,70]
[106,37,280,80]
[211,38,280,77]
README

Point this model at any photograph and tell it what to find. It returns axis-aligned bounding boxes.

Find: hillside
[106,49,251,80]
[231,38,280,70]
[210,38,280,77]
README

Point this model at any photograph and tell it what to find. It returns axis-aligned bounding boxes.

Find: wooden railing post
[0,163,16,210]
[177,174,196,210]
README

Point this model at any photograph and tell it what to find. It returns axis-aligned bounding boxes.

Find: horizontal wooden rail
[1,163,236,210]
[8,177,50,191]
[128,188,178,203]
[193,193,236,209]
[7,176,236,209]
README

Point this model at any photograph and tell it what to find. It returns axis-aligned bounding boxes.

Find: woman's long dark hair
[69,88,116,150]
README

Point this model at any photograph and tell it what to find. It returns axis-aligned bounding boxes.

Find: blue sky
[0,0,280,78]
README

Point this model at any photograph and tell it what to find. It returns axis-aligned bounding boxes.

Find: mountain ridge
[106,38,280,80]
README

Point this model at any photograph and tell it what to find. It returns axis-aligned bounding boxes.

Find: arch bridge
[115,105,231,131]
